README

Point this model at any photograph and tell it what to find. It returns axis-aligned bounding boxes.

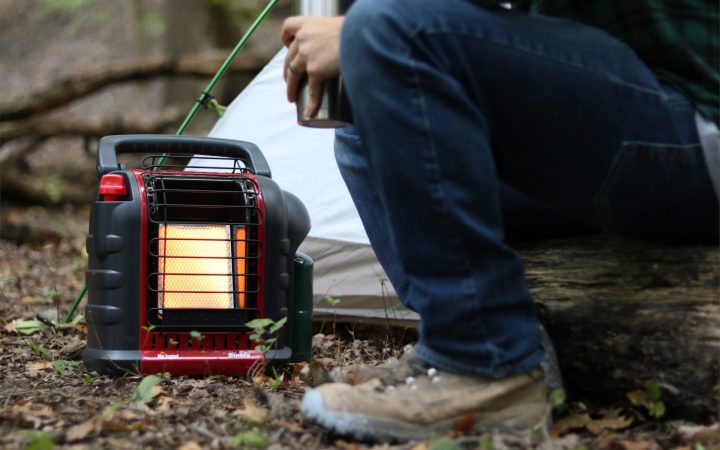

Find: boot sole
[301,389,550,442]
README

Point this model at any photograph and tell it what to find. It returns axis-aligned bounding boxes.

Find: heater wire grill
[142,154,252,174]
[144,169,262,330]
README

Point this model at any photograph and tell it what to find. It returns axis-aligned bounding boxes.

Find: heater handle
[97,135,272,178]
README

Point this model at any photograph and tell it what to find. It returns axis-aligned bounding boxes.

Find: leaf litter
[1,204,717,450]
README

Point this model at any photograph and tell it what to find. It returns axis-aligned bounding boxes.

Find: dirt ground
[1,205,718,450]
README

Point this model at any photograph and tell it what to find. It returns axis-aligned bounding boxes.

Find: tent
[194,49,417,324]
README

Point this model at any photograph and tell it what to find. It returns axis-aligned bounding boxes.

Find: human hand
[281,16,344,118]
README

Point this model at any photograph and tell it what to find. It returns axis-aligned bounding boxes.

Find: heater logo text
[228,351,253,358]
[157,353,180,359]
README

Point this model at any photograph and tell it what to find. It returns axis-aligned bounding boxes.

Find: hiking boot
[301,358,550,442]
[329,344,416,385]
[329,324,564,392]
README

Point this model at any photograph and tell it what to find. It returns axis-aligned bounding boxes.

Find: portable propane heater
[83,135,313,376]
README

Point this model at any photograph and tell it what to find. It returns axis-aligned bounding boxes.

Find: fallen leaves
[678,423,720,449]
[627,380,666,419]
[231,396,268,424]
[177,442,204,450]
[131,375,163,404]
[552,409,634,436]
[0,401,57,429]
[607,439,660,450]
[26,359,53,373]
[3,318,47,335]
[65,416,103,443]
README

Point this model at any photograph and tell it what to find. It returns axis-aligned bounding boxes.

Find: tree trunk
[516,234,719,421]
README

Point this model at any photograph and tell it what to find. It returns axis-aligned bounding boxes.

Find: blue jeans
[337,0,719,378]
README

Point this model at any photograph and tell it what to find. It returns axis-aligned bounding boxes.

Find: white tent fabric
[193,49,416,324]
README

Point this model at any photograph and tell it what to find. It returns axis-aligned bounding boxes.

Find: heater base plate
[141,350,264,376]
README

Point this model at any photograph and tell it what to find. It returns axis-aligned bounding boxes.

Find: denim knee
[341,0,407,70]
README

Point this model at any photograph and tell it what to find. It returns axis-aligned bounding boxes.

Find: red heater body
[83,135,312,376]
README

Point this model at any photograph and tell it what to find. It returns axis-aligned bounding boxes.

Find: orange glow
[158,224,233,309]
[235,227,246,308]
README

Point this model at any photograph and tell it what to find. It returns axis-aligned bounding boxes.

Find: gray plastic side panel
[83,171,142,374]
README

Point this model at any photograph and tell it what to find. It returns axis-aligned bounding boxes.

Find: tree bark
[0,51,264,122]
[516,234,719,421]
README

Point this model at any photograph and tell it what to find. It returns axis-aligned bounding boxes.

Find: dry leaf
[103,419,145,432]
[538,434,580,450]
[231,396,268,424]
[26,360,53,373]
[678,423,720,448]
[410,443,430,450]
[151,385,165,400]
[21,296,35,304]
[453,413,476,434]
[3,401,56,429]
[299,433,314,447]
[156,396,175,412]
[177,441,204,450]
[552,410,633,436]
[4,321,18,333]
[608,440,660,450]
[66,416,102,442]
[117,408,144,421]
[334,439,361,450]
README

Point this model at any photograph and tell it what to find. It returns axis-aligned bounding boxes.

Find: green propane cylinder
[290,252,313,362]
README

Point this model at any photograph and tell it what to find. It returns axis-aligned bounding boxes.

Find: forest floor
[1,205,718,450]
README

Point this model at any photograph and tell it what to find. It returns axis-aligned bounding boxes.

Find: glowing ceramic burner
[235,226,247,308]
[158,224,233,309]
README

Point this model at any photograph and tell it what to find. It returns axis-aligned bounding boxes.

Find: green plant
[131,375,162,404]
[102,402,123,419]
[190,330,205,343]
[429,437,463,450]
[479,435,494,450]
[551,387,567,407]
[231,429,268,449]
[627,379,666,419]
[325,295,341,307]
[269,369,284,391]
[28,341,52,358]
[323,294,342,334]
[208,98,228,117]
[246,317,287,353]
[53,359,81,375]
[25,431,54,450]
[17,320,48,336]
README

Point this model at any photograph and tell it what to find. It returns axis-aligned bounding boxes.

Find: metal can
[294,0,353,128]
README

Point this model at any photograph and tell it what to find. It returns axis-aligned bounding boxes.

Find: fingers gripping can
[294,0,353,128]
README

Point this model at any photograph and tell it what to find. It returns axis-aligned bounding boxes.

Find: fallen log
[0,107,184,143]
[0,50,264,122]
[315,234,718,421]
[517,234,719,421]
